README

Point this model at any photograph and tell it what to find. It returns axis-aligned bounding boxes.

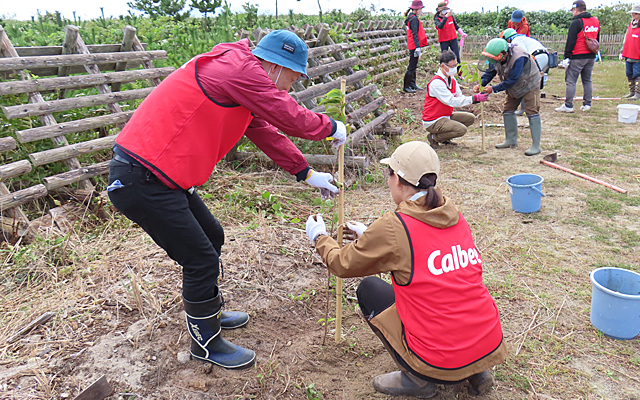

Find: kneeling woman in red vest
[306,141,508,398]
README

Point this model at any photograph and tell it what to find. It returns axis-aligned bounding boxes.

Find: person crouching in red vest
[108,30,347,370]
[403,0,429,93]
[305,141,508,398]
[423,51,488,147]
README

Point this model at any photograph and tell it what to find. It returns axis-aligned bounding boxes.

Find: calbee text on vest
[584,25,599,33]
[427,245,482,275]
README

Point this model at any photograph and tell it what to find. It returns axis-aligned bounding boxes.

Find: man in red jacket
[107,30,346,370]
[556,0,600,113]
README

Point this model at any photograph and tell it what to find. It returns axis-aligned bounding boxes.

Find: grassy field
[0,60,638,399]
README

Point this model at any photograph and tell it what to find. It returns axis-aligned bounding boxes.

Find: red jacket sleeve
[244,116,309,175]
[197,43,334,142]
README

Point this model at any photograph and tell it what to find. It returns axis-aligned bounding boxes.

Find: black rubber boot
[183,294,256,369]
[411,71,423,90]
[623,77,636,99]
[221,311,249,329]
[403,71,416,93]
[467,370,494,395]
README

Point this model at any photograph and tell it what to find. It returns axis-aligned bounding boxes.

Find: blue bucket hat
[510,10,524,23]
[252,30,309,78]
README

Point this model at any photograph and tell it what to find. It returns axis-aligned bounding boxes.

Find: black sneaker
[441,140,458,146]
[412,84,424,91]
[403,87,416,94]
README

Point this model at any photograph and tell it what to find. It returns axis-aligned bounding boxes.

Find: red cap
[409,0,425,9]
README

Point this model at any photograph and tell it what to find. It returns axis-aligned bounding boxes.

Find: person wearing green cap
[305,141,507,398]
[474,38,542,156]
[108,29,347,370]
[501,28,550,114]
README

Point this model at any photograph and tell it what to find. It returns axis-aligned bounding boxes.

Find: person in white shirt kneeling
[422,50,488,148]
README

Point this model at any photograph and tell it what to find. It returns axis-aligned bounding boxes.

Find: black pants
[108,158,223,302]
[357,276,466,385]
[439,39,461,63]
[406,50,420,74]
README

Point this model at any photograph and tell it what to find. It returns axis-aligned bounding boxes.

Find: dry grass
[0,60,638,399]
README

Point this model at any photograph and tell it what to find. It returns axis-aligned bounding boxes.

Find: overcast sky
[1,0,622,21]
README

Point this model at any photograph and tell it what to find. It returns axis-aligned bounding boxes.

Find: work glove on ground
[414,48,422,57]
[329,121,347,148]
[473,93,489,103]
[306,214,327,243]
[344,221,367,240]
[305,169,339,200]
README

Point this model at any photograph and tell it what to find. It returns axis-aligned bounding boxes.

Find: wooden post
[481,102,486,152]
[111,25,136,92]
[335,79,346,343]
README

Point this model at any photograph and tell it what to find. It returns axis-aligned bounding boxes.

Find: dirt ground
[1,61,639,400]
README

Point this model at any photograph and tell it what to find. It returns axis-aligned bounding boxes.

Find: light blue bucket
[590,267,640,340]
[506,174,545,213]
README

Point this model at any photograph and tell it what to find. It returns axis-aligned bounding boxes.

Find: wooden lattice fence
[0,20,436,241]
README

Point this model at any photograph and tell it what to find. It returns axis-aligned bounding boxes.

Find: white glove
[306,214,327,243]
[560,58,570,68]
[346,221,367,238]
[414,48,422,57]
[305,169,339,199]
[619,53,624,61]
[329,121,347,148]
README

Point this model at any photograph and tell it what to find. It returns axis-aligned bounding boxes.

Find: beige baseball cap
[380,141,440,186]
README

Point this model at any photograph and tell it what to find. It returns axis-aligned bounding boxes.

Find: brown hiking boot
[467,370,494,395]
[623,78,636,99]
[426,133,440,148]
[372,371,437,398]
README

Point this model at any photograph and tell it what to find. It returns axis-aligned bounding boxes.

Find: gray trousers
[564,58,595,108]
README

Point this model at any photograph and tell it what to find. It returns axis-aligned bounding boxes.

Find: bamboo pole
[335,79,346,343]
[481,102,486,152]
[539,160,627,194]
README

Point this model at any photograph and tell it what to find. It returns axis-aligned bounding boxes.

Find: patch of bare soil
[1,62,639,400]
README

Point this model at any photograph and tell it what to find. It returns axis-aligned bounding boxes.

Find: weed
[306,383,323,400]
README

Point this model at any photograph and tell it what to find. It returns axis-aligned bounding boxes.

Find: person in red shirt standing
[403,0,429,93]
[305,141,508,398]
[434,1,466,65]
[507,10,530,37]
[555,0,600,113]
[108,30,347,370]
[619,4,640,100]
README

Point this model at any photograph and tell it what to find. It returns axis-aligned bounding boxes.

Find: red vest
[422,75,455,122]
[393,212,504,369]
[623,22,640,60]
[116,49,254,190]
[573,17,600,56]
[436,15,458,42]
[406,14,429,50]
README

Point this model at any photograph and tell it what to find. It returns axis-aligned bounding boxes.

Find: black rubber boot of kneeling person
[183,294,255,369]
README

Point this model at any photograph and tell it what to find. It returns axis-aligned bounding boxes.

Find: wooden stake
[335,79,346,343]
[480,102,486,152]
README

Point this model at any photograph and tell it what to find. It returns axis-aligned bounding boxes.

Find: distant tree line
[455,4,634,36]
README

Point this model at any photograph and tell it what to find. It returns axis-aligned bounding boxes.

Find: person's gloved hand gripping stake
[326,121,347,148]
[305,170,339,200]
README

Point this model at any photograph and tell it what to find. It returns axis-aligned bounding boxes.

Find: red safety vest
[436,15,458,43]
[422,75,455,122]
[406,14,429,50]
[573,17,600,56]
[116,49,254,190]
[622,22,640,60]
[393,212,504,369]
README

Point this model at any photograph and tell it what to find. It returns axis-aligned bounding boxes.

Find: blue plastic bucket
[506,174,545,213]
[590,267,640,340]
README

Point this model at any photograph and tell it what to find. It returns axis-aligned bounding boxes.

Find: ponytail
[416,174,440,209]
[404,8,412,16]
